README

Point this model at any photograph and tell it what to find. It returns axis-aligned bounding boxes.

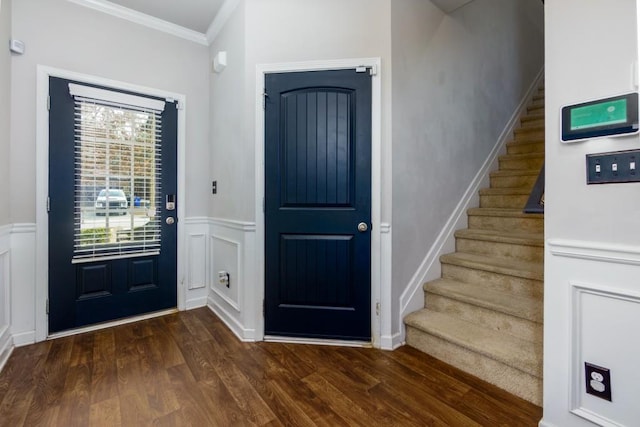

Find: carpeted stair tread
[455,228,543,247]
[424,278,543,323]
[440,252,543,281]
[506,139,545,152]
[490,169,540,178]
[514,125,544,135]
[467,207,543,219]
[404,310,542,377]
[499,152,544,161]
[521,112,544,122]
[479,187,534,196]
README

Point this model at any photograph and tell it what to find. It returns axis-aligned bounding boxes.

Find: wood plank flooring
[0,308,542,426]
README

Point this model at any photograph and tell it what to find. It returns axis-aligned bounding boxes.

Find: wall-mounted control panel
[562,93,639,143]
[586,149,640,184]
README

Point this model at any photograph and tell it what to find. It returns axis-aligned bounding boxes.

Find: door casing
[254,58,389,348]
[35,66,187,342]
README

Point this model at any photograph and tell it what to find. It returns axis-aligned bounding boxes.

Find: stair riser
[521,119,544,128]
[528,101,544,110]
[527,107,544,116]
[499,157,544,170]
[425,294,543,343]
[405,327,542,405]
[490,174,538,188]
[479,194,529,209]
[441,263,543,298]
[506,142,545,155]
[514,129,544,139]
[468,214,544,234]
[456,237,544,263]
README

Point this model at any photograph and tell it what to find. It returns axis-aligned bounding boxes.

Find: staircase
[404,86,545,405]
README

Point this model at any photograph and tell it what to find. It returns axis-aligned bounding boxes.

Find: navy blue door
[264,69,372,340]
[48,77,177,333]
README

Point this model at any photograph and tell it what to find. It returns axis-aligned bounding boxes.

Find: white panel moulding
[188,234,207,290]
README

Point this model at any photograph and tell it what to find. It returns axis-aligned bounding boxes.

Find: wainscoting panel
[0,225,12,371]
[184,218,210,309]
[207,218,257,341]
[10,224,36,346]
[546,239,640,427]
[188,233,207,291]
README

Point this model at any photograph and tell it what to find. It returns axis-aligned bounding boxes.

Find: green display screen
[570,99,627,131]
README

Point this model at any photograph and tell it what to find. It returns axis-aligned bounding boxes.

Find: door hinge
[46,299,49,315]
[262,92,268,110]
[46,196,50,213]
[356,65,377,76]
[263,300,265,316]
[376,302,380,316]
[262,197,265,213]
[47,95,50,111]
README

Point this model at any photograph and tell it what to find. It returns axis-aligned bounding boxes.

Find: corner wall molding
[67,0,209,46]
[0,225,10,239]
[206,0,241,44]
[11,223,36,234]
[210,218,256,232]
[548,239,640,266]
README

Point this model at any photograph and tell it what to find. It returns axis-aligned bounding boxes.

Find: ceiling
[107,0,226,33]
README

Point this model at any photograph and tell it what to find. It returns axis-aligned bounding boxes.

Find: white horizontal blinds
[70,83,165,262]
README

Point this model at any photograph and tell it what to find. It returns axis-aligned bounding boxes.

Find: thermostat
[561,92,639,142]
[9,39,25,55]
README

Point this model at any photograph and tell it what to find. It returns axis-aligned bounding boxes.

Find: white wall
[543,0,640,426]
[0,0,10,227]
[391,0,544,332]
[10,0,210,223]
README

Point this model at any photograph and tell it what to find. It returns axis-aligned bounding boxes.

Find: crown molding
[206,0,241,44]
[67,0,208,46]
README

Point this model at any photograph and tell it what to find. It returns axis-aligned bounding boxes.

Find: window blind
[70,83,164,263]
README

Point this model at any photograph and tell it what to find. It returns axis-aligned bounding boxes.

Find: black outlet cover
[585,362,612,402]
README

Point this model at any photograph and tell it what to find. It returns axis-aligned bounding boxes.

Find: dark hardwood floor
[0,308,542,426]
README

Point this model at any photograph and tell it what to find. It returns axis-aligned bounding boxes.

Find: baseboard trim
[398,66,545,333]
[538,420,558,427]
[0,325,13,373]
[11,330,36,347]
[207,297,256,342]
[185,296,208,310]
[380,332,404,351]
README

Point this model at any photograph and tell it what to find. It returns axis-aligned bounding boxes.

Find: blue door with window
[264,69,372,340]
[48,77,178,333]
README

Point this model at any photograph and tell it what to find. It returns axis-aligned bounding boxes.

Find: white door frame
[34,66,187,341]
[254,58,391,348]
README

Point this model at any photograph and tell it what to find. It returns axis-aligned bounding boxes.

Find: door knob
[357,222,368,232]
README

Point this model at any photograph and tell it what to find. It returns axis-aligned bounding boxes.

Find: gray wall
[0,0,11,227]
[209,0,247,220]
[208,0,393,222]
[391,0,544,328]
[10,0,211,223]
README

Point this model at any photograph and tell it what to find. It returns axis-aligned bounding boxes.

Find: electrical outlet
[218,271,230,288]
[585,362,612,402]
